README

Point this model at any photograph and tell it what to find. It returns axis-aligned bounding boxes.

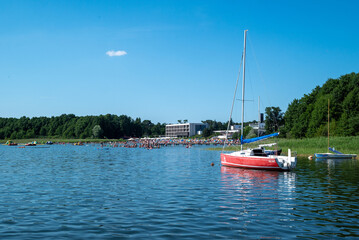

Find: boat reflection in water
[219,167,297,238]
[220,166,296,188]
[220,166,296,204]
[315,157,358,173]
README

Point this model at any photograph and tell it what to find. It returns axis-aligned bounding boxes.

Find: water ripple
[0,145,359,238]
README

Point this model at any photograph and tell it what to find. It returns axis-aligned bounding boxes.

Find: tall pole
[258,96,260,137]
[241,30,248,150]
[328,98,330,149]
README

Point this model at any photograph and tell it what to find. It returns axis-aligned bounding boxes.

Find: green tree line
[0,114,165,139]
[1,73,358,140]
[0,115,241,140]
[283,72,359,138]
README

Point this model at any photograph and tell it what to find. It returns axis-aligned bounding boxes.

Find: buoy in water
[211,162,214,166]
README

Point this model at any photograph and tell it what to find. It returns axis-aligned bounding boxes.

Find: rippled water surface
[1,144,359,239]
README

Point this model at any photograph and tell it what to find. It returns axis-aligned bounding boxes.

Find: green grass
[210,136,359,157]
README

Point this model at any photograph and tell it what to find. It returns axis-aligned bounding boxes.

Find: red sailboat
[220,30,297,171]
[221,135,296,171]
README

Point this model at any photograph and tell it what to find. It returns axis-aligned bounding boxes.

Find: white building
[249,122,266,135]
[213,125,241,139]
[165,123,208,138]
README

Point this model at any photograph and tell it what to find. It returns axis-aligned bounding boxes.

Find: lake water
[1,144,358,239]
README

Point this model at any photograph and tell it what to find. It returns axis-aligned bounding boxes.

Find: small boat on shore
[314,99,356,159]
[315,147,357,159]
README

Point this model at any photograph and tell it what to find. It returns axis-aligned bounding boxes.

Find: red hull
[221,153,283,171]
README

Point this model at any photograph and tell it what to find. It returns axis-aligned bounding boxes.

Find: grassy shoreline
[209,136,359,157]
[2,136,358,157]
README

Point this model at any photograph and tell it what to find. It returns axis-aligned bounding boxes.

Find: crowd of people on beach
[6,138,241,150]
[99,138,241,150]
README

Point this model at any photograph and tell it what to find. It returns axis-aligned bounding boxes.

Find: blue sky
[1,0,358,124]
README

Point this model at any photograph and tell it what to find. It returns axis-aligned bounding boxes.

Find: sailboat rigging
[221,30,297,171]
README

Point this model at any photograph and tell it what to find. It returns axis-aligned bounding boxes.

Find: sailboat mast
[258,96,260,137]
[328,98,330,149]
[241,30,248,150]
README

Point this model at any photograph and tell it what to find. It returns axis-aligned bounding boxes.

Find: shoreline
[2,136,358,157]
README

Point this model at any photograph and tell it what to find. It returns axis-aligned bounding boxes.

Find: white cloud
[106,50,127,57]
